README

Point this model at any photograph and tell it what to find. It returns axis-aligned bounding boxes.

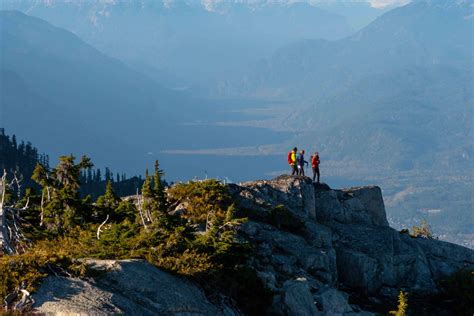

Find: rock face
[229,175,316,220]
[230,175,474,315]
[33,175,474,315]
[314,186,389,227]
[34,260,235,316]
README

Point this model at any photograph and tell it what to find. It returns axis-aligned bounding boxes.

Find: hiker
[287,147,298,175]
[297,150,308,176]
[311,152,320,183]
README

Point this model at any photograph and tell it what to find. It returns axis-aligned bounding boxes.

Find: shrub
[167,180,232,224]
[389,291,408,316]
[0,249,73,299]
[410,220,434,239]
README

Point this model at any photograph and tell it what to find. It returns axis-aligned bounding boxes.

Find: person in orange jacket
[311,152,320,183]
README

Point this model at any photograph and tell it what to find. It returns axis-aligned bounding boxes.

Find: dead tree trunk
[0,170,14,255]
[0,170,29,255]
[96,214,109,240]
[136,189,148,232]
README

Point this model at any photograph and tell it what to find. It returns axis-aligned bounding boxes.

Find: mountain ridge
[0,10,192,173]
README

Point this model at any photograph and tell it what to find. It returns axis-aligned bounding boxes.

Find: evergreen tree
[96,169,102,182]
[11,135,17,149]
[95,180,124,222]
[141,169,153,219]
[0,129,46,190]
[105,167,111,182]
[87,168,93,184]
[32,155,93,232]
[153,160,168,212]
[96,181,120,210]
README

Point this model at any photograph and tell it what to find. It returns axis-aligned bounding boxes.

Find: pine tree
[31,163,49,188]
[153,160,168,212]
[87,168,93,184]
[141,169,154,223]
[32,155,93,232]
[96,180,121,222]
[142,169,152,200]
[96,169,102,182]
[97,181,120,210]
[11,135,17,149]
[105,167,111,182]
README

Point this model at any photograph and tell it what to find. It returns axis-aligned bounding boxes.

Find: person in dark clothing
[297,150,308,176]
[311,152,320,183]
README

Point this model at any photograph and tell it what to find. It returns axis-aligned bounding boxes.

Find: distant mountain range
[1,0,369,90]
[0,10,190,170]
[222,0,473,169]
[223,0,471,97]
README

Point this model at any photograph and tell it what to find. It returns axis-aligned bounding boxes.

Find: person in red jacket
[311,152,320,183]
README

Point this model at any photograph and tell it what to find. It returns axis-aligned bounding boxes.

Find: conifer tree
[105,167,111,182]
[141,169,154,223]
[32,155,93,232]
[31,163,49,189]
[95,169,102,182]
[142,169,152,200]
[153,160,168,212]
[86,168,93,184]
[96,180,122,222]
[97,181,120,211]
[11,135,17,149]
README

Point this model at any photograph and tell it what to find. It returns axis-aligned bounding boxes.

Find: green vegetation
[389,291,408,316]
[2,158,271,314]
[410,220,434,239]
[0,130,48,189]
[167,179,232,224]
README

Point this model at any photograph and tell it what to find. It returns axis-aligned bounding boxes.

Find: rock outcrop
[230,175,474,315]
[33,175,474,315]
[34,260,235,315]
[229,175,316,220]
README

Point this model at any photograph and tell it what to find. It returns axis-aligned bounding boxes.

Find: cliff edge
[229,175,474,314]
[32,175,474,315]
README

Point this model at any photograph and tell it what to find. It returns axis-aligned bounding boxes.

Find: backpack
[287,151,293,164]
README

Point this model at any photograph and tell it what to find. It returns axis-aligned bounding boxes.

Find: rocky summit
[230,175,474,314]
[34,175,474,315]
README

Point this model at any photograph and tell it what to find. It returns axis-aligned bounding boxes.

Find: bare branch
[136,188,148,232]
[21,197,30,210]
[40,190,45,227]
[96,214,110,240]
